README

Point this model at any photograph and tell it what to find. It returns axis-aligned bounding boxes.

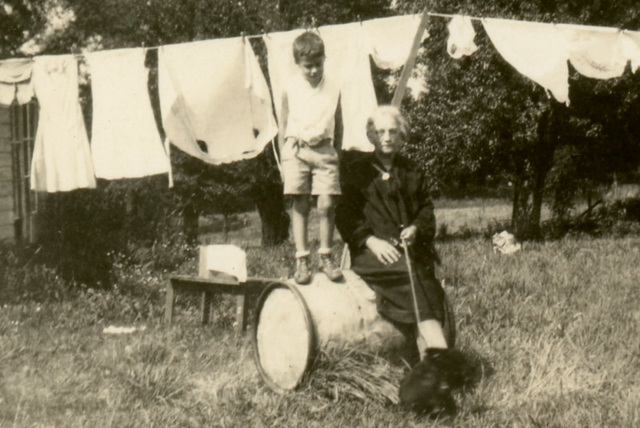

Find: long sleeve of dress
[411,170,436,243]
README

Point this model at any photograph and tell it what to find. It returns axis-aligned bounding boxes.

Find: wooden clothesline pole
[391,10,430,107]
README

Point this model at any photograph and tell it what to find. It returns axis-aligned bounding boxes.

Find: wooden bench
[164,273,277,334]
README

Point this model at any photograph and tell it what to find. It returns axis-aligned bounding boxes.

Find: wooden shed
[0,106,12,240]
[0,102,38,244]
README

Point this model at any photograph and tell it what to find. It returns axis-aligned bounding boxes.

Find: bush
[33,175,193,288]
[541,198,640,239]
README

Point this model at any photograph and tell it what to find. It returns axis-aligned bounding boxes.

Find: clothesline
[7,9,640,193]
[16,12,425,192]
[2,10,636,62]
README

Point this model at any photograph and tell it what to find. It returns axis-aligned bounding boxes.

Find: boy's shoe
[320,254,343,282]
[294,256,312,285]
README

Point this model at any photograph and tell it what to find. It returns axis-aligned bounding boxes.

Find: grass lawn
[1,203,639,426]
[200,198,532,247]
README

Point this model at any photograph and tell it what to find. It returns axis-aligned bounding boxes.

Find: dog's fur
[399,348,474,416]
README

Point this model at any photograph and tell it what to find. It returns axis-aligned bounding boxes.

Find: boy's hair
[292,31,325,63]
[366,105,409,141]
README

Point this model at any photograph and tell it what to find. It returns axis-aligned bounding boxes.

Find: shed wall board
[0,107,14,241]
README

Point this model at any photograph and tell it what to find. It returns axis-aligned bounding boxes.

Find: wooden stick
[391,11,430,107]
[402,239,422,325]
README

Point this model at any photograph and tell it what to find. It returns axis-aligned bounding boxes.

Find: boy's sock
[294,251,312,285]
[318,248,343,282]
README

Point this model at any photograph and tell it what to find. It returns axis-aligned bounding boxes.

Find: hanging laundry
[244,41,279,151]
[320,22,377,152]
[266,24,374,152]
[159,38,276,165]
[0,58,34,106]
[30,55,96,192]
[263,29,305,123]
[558,24,629,80]
[447,15,478,59]
[265,15,426,153]
[363,14,428,69]
[622,30,640,73]
[483,18,569,104]
[87,48,171,180]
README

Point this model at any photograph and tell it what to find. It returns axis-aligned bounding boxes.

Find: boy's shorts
[281,138,341,195]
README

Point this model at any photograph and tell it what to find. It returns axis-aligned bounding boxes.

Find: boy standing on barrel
[336,105,466,415]
[279,31,344,285]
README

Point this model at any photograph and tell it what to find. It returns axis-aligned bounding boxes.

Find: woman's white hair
[366,105,409,141]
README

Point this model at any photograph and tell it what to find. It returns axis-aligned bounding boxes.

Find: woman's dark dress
[335,153,445,324]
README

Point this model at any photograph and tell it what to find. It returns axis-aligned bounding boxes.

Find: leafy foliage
[396,0,640,238]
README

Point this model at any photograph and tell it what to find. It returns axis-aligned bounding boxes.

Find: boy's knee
[316,195,335,216]
[293,195,311,213]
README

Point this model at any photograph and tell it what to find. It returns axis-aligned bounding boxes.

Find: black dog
[399,348,473,416]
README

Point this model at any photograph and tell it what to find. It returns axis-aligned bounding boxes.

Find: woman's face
[370,114,404,157]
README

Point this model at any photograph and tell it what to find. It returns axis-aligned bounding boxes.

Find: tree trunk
[222,213,229,243]
[183,202,199,244]
[511,104,564,240]
[254,181,290,246]
[248,148,290,247]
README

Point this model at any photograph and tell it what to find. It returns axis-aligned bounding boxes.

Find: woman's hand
[366,236,401,265]
[400,225,418,246]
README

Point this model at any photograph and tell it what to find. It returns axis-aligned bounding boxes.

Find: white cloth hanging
[265,15,426,153]
[320,21,376,152]
[447,15,478,59]
[159,38,277,165]
[244,41,279,151]
[0,58,34,106]
[483,18,569,104]
[87,48,171,180]
[30,55,96,192]
[263,29,304,124]
[362,14,428,69]
[558,24,629,80]
[622,30,640,72]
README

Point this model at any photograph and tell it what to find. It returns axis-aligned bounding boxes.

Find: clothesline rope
[428,11,639,30]
[2,10,637,62]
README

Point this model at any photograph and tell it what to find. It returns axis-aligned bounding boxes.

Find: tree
[0,0,49,57]
[397,0,640,239]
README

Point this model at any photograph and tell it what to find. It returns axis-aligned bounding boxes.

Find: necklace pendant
[381,172,390,180]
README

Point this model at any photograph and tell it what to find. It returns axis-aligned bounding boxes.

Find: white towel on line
[87,48,171,180]
[447,15,478,59]
[363,14,428,70]
[622,30,640,72]
[159,38,277,165]
[483,18,569,104]
[558,24,629,80]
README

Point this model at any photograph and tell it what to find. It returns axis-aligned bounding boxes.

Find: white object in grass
[103,325,146,335]
[492,230,522,255]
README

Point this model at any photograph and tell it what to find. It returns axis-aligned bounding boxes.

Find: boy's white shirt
[283,73,340,146]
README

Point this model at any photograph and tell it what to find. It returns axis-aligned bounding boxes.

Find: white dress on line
[30,55,96,192]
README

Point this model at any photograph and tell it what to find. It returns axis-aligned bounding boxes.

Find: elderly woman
[335,105,448,356]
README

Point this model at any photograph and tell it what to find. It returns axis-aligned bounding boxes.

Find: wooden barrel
[251,270,455,393]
